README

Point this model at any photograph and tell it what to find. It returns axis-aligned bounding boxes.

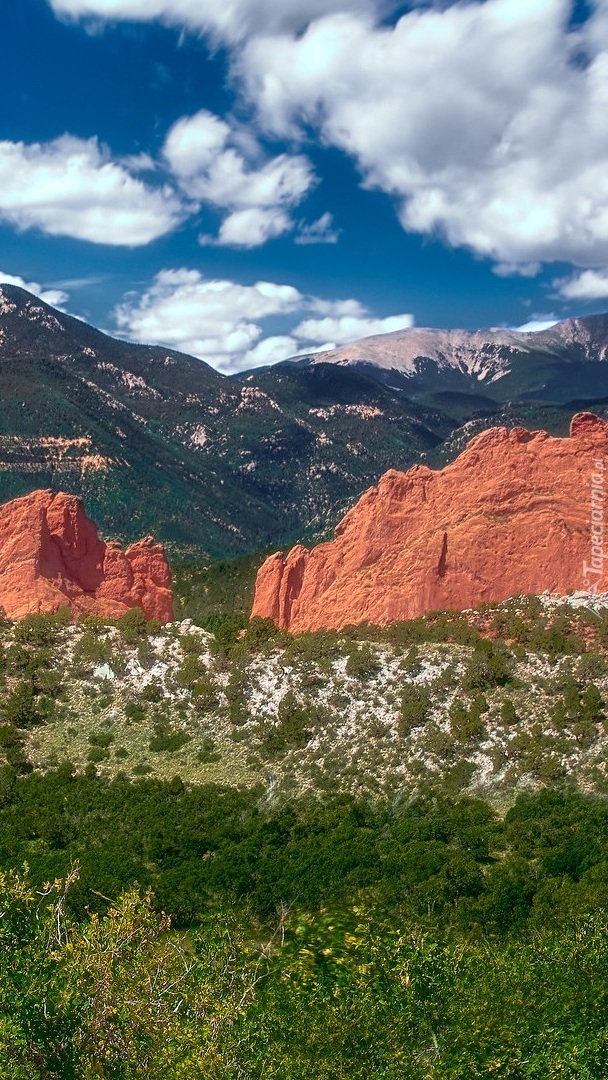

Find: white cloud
[164,108,315,246]
[308,297,367,317]
[0,271,69,309]
[43,1,608,272]
[114,267,414,373]
[555,269,608,300]
[163,110,231,181]
[493,262,541,279]
[295,212,339,245]
[294,312,414,345]
[114,269,303,372]
[243,335,300,368]
[212,207,293,248]
[0,135,184,245]
[239,0,608,271]
[48,0,386,44]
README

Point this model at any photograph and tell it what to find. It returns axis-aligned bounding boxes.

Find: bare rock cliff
[0,489,173,622]
[252,412,608,631]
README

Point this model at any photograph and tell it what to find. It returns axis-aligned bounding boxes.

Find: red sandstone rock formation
[0,489,173,622]
[252,412,608,632]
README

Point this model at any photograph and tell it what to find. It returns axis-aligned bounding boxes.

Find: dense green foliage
[1,772,608,938]
[172,553,263,631]
[2,781,608,1076]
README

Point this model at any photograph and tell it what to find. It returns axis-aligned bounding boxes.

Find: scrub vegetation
[2,588,608,1074]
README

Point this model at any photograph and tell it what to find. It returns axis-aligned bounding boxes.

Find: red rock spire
[0,489,173,622]
[252,413,608,632]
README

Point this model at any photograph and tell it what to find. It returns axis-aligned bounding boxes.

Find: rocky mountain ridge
[2,283,608,555]
[0,284,455,554]
[294,312,608,403]
[252,412,608,631]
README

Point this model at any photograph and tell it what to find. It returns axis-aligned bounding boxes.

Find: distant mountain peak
[286,310,608,403]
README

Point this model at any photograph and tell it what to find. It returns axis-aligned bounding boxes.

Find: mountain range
[1,282,607,556]
[297,313,608,404]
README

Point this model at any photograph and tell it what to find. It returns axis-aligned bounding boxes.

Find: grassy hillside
[0,592,607,801]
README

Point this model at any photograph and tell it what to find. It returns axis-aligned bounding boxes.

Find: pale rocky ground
[9,593,608,805]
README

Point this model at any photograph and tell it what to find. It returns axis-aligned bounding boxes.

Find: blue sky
[1,0,608,372]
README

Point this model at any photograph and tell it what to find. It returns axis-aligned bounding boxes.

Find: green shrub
[13,608,70,647]
[537,756,566,783]
[132,762,153,775]
[87,746,109,763]
[191,674,219,710]
[2,681,40,727]
[141,683,164,703]
[116,607,148,642]
[177,653,206,689]
[461,640,513,691]
[0,723,21,749]
[399,645,422,676]
[179,632,205,655]
[345,644,380,680]
[283,631,341,669]
[499,698,519,725]
[34,667,63,696]
[6,644,52,677]
[449,698,486,742]
[398,685,431,736]
[551,681,603,745]
[125,702,146,724]
[580,684,604,726]
[196,747,221,764]
[240,616,285,653]
[72,631,113,668]
[89,731,115,749]
[149,724,191,754]
[421,724,458,760]
[260,691,315,760]
[444,759,476,793]
[577,652,608,681]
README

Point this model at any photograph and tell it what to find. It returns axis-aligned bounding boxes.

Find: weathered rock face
[252,412,608,632]
[0,489,173,622]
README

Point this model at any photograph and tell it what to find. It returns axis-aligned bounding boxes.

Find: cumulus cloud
[48,0,386,44]
[114,270,303,371]
[244,335,301,368]
[114,267,414,373]
[555,269,608,300]
[212,208,293,248]
[0,271,69,308]
[294,312,414,347]
[239,0,608,272]
[0,135,184,245]
[164,109,315,246]
[43,1,608,272]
